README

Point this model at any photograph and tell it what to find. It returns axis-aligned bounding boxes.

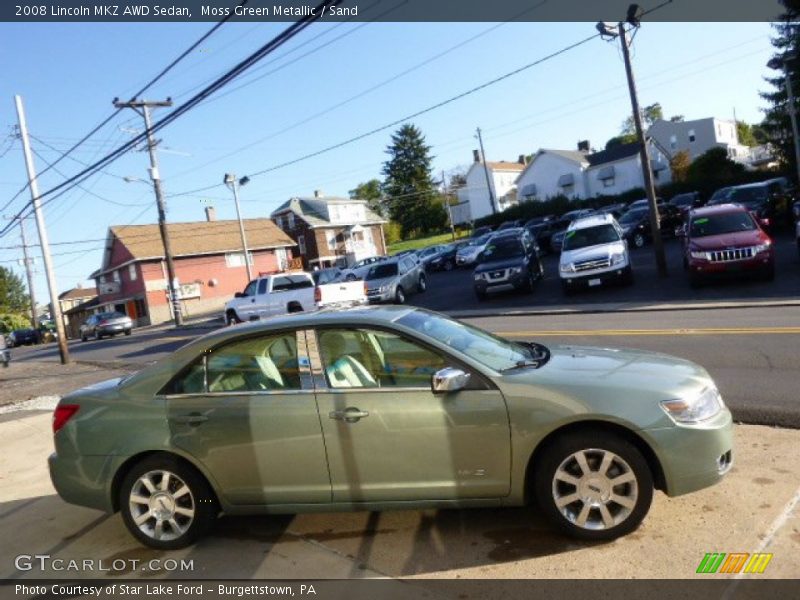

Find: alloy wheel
[551,448,638,531]
[129,470,195,542]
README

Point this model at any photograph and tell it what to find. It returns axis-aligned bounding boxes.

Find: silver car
[80,311,134,341]
[364,256,427,304]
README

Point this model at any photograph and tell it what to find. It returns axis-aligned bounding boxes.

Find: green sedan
[49,306,733,549]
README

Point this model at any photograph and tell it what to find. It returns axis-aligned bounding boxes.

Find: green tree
[669,150,692,183]
[381,124,447,236]
[605,134,638,150]
[686,147,746,186]
[621,102,664,135]
[736,121,760,147]
[0,266,28,314]
[349,179,384,216]
[761,0,800,175]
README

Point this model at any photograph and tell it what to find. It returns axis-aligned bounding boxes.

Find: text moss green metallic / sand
[49,306,733,549]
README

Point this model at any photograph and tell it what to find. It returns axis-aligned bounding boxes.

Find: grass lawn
[387,230,469,254]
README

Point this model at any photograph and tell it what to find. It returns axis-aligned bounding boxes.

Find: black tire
[226,310,241,326]
[418,275,427,293]
[523,270,535,293]
[124,329,132,336]
[444,259,454,272]
[632,233,645,249]
[533,431,653,541]
[395,286,406,304]
[562,281,574,296]
[689,273,703,289]
[81,334,87,342]
[119,454,218,550]
[96,331,103,340]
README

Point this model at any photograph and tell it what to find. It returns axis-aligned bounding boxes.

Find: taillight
[99,320,108,326]
[314,287,321,303]
[363,281,368,296]
[53,404,79,434]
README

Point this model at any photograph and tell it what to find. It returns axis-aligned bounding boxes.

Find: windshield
[396,310,537,372]
[708,187,733,204]
[366,263,398,280]
[481,238,525,261]
[465,233,491,247]
[562,224,621,251]
[690,212,756,237]
[671,194,693,206]
[619,209,647,225]
[728,187,767,207]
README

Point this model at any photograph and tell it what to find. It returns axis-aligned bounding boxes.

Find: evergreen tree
[0,266,28,313]
[381,124,447,236]
[761,0,800,176]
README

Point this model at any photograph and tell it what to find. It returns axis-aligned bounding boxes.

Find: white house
[648,117,751,162]
[454,151,527,223]
[515,142,671,202]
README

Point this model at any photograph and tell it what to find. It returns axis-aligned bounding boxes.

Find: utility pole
[114,98,183,326]
[617,19,668,276]
[224,173,253,282]
[14,95,70,363]
[17,218,38,328]
[475,127,497,215]
[442,170,456,241]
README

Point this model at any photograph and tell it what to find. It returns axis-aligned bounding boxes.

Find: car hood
[474,257,526,273]
[499,344,715,426]
[560,242,625,265]
[457,245,483,257]
[690,230,767,250]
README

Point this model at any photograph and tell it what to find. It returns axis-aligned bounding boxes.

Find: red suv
[683,204,774,287]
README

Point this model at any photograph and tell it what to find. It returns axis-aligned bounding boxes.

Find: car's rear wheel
[534,432,653,541]
[81,333,87,342]
[124,329,132,336]
[444,259,454,271]
[95,331,103,340]
[119,455,218,550]
[632,233,645,249]
[395,286,406,304]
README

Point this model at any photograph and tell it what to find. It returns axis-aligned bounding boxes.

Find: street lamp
[224,173,253,283]
[595,4,667,276]
[767,53,800,185]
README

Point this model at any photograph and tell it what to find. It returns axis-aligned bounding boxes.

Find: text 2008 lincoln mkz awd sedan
[49,306,733,549]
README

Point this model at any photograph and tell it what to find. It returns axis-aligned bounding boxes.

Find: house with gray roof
[270,191,388,269]
[515,141,671,202]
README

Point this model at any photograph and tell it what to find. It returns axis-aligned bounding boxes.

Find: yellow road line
[496,326,800,337]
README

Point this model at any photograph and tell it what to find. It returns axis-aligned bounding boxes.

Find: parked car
[618,204,683,248]
[341,256,386,281]
[79,312,133,342]
[682,204,774,287]
[0,333,9,368]
[428,241,468,272]
[668,191,704,217]
[417,244,448,268]
[9,328,42,346]
[472,225,493,238]
[526,219,560,254]
[523,215,555,228]
[363,256,426,304]
[724,179,795,229]
[496,219,523,231]
[707,186,734,206]
[473,229,544,300]
[549,209,597,253]
[559,214,632,294]
[596,203,628,219]
[456,232,495,266]
[311,267,346,285]
[224,272,366,324]
[49,305,734,549]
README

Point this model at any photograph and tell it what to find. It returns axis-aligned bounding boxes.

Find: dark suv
[725,178,795,229]
[473,229,543,300]
[618,204,683,248]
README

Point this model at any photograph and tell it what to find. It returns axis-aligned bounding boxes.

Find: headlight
[509,266,522,275]
[379,285,389,293]
[610,252,625,265]
[559,263,574,273]
[661,387,723,423]
[474,273,484,281]
[690,250,708,260]
[754,241,771,254]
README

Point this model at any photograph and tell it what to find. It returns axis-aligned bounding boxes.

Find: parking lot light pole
[224,173,253,283]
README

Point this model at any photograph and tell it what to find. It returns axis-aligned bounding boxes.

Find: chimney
[205,206,216,222]
[314,189,323,198]
[518,154,527,165]
[577,140,591,153]
[473,149,482,163]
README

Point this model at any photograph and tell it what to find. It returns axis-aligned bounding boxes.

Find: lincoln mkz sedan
[49,307,733,549]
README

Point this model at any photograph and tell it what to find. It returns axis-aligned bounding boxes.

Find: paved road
[414,232,799,312]
[11,305,800,428]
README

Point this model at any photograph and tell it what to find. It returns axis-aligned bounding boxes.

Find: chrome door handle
[329,407,370,423]
[173,414,209,425]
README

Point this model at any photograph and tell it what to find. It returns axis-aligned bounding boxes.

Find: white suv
[558,213,633,294]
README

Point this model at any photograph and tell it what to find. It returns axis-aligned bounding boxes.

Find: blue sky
[0,19,776,297]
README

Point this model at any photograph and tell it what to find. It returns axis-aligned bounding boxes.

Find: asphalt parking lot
[412,232,800,313]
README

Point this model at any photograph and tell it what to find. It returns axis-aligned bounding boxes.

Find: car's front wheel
[418,275,427,292]
[534,431,653,541]
[394,286,406,304]
[632,232,645,248]
[119,455,218,550]
[226,310,241,326]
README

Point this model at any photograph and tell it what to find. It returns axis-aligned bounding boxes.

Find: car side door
[235,280,259,321]
[310,327,511,503]
[163,329,331,505]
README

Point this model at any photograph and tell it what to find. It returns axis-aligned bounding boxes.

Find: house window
[298,235,306,255]
[128,264,138,281]
[225,252,254,267]
[603,178,615,188]
[275,215,283,229]
[561,184,574,195]
[113,270,121,283]
[326,230,338,251]
[134,298,148,318]
[669,135,677,150]
[99,274,106,284]
[688,129,696,143]
[287,213,295,229]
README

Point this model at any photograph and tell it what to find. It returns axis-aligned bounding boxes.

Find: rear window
[729,187,768,206]
[366,263,398,280]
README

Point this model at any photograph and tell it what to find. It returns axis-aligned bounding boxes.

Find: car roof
[568,213,615,230]
[690,203,749,217]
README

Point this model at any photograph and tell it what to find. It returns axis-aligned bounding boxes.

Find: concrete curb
[448,298,800,319]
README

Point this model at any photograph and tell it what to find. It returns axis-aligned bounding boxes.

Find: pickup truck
[224,272,366,324]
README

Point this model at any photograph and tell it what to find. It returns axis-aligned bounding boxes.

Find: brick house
[89,217,295,325]
[270,192,387,270]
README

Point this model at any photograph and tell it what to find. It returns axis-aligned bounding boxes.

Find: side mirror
[759,217,770,229]
[677,225,687,237]
[234,292,245,298]
[432,367,470,394]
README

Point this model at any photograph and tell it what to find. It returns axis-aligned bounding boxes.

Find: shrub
[0,313,31,334]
